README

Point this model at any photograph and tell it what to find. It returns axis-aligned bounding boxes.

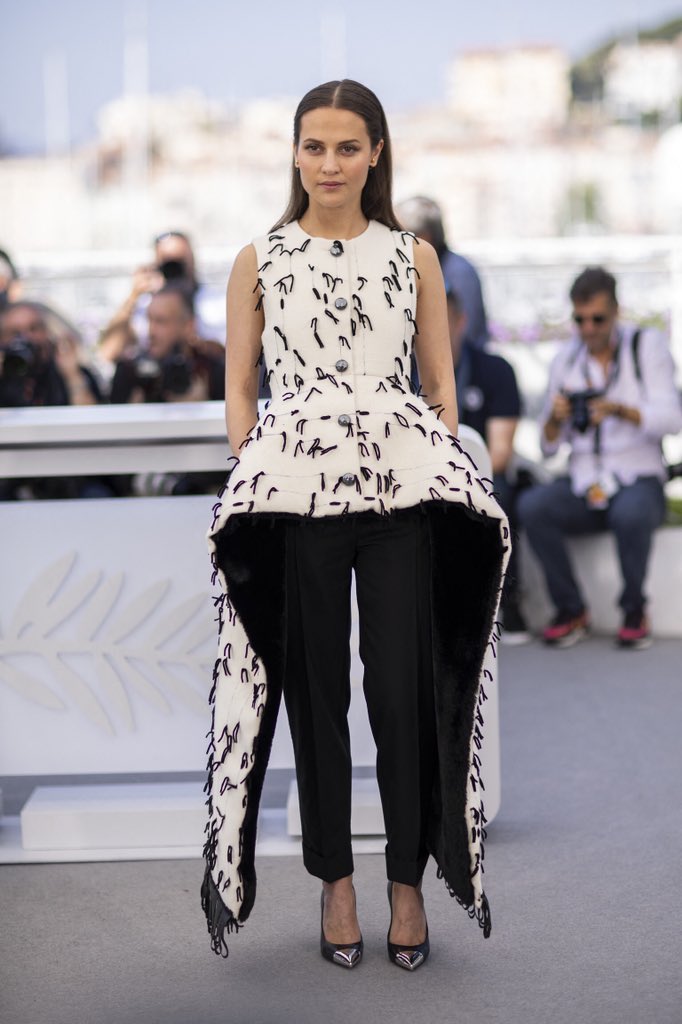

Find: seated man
[445,288,527,641]
[518,266,682,649]
[110,284,225,495]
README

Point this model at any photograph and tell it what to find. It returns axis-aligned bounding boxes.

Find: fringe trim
[201,862,241,958]
[436,866,492,939]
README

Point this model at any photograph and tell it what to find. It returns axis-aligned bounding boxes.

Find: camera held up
[562,388,605,433]
[130,343,193,401]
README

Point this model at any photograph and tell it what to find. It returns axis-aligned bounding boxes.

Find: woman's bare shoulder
[230,243,258,277]
[412,236,440,275]
[411,237,445,297]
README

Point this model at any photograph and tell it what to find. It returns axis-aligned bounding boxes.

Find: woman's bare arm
[225,244,264,455]
[412,240,458,437]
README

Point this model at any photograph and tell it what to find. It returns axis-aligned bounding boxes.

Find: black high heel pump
[386,881,430,971]
[320,890,363,969]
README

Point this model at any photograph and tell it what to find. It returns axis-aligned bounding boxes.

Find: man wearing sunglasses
[518,266,682,649]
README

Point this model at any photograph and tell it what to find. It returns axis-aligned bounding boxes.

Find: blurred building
[2,42,682,254]
[446,45,570,140]
[604,37,682,124]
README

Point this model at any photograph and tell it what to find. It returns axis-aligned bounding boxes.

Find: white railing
[14,233,682,360]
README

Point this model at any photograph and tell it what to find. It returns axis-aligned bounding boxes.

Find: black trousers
[283,509,436,886]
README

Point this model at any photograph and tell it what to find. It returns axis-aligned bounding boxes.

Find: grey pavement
[1,636,681,1024]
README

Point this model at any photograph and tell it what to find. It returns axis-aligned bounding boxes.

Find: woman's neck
[298,206,369,241]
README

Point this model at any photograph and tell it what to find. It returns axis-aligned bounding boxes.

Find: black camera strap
[576,337,622,456]
[585,327,638,456]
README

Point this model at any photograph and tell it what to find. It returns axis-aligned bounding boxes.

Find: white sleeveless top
[210,219,502,529]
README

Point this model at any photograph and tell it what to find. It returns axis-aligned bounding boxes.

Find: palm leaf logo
[0,553,215,734]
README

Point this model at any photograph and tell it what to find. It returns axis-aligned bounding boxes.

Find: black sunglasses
[573,313,609,326]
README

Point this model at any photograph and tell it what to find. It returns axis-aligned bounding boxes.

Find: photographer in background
[0,301,101,408]
[110,285,223,405]
[97,230,225,386]
[0,301,111,500]
[110,284,224,495]
[518,267,682,649]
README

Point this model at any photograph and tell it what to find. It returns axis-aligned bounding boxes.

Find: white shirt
[541,324,682,495]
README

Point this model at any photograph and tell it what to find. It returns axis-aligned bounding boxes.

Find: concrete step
[20,782,204,851]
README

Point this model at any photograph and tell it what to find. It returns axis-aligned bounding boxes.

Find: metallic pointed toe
[325,942,363,968]
[320,890,364,969]
[390,942,429,971]
[386,881,430,972]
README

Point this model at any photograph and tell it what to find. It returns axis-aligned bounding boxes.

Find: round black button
[334,297,348,310]
[341,473,355,486]
[330,242,343,257]
[338,414,351,426]
[335,359,349,372]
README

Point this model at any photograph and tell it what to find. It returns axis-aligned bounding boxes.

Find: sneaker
[500,600,531,645]
[617,609,652,650]
[543,609,589,647]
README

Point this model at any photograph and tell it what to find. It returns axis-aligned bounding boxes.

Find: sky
[2,0,681,153]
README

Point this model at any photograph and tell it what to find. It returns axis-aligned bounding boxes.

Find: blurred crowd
[2,199,681,647]
[0,232,226,499]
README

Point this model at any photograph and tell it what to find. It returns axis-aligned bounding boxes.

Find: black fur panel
[427,505,504,904]
[214,515,287,922]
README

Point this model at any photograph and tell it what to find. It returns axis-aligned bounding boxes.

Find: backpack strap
[631,328,642,384]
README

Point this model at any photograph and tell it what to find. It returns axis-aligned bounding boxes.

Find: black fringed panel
[201,863,241,958]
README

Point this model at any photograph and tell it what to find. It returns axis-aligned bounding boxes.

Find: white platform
[0,782,387,864]
[20,782,205,851]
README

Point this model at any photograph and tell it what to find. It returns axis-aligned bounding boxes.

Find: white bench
[519,528,682,637]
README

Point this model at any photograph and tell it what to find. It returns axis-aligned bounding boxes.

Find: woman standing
[202,80,508,970]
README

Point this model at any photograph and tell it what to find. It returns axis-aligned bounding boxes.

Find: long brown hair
[271,80,401,232]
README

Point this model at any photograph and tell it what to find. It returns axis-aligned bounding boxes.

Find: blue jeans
[517,476,665,616]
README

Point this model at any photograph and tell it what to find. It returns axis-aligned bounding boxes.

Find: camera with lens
[0,335,40,379]
[131,344,193,401]
[0,335,44,406]
[563,388,604,433]
[158,259,188,283]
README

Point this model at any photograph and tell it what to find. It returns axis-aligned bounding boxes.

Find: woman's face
[294,107,383,214]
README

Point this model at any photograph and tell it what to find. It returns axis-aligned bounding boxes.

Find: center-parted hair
[272,80,401,232]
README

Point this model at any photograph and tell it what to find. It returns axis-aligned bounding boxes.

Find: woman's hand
[543,393,571,442]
